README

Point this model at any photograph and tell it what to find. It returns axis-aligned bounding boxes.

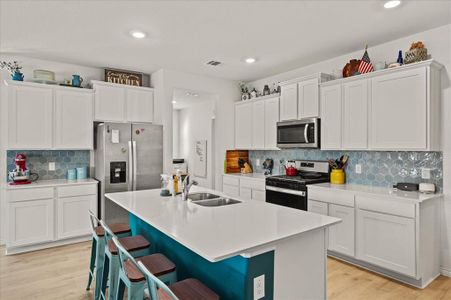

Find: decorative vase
[72,74,83,87]
[12,71,24,81]
[330,169,345,184]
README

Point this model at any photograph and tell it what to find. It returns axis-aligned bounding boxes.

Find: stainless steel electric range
[265,160,330,211]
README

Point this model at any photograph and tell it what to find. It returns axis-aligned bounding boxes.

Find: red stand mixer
[8,154,39,185]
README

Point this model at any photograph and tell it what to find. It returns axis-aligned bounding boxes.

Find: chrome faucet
[181,175,198,201]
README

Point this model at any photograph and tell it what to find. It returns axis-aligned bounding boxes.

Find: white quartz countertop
[308,183,442,203]
[223,173,268,180]
[105,186,340,262]
[3,178,98,189]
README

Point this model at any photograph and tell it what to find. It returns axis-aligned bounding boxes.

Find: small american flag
[358,46,374,74]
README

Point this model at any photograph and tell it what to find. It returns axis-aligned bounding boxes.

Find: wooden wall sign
[105,69,143,86]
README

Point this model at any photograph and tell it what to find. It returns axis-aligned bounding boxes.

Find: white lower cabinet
[8,198,55,247]
[222,175,265,201]
[57,195,97,239]
[328,204,355,257]
[356,209,416,277]
[308,199,328,216]
[6,182,98,253]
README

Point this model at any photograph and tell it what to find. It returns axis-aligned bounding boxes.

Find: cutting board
[226,150,249,173]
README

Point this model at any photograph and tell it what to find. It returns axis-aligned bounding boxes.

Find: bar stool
[112,236,178,300]
[123,244,218,300]
[99,220,151,300]
[86,210,132,300]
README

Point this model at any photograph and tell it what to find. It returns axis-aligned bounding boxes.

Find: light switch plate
[421,168,431,180]
[254,274,265,300]
[49,162,56,171]
[355,164,362,174]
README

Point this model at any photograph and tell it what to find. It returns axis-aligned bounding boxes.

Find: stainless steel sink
[188,193,221,201]
[191,198,242,207]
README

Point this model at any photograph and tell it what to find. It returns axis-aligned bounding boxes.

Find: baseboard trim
[5,235,91,255]
[441,267,451,277]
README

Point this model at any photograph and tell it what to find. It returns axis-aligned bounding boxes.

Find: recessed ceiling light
[130,30,146,39]
[245,57,256,64]
[172,100,177,104]
[384,0,401,9]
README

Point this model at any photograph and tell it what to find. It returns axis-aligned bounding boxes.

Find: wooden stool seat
[107,235,150,255]
[124,253,176,282]
[94,223,131,237]
[158,278,219,300]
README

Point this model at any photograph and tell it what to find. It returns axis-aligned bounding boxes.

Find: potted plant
[0,61,24,81]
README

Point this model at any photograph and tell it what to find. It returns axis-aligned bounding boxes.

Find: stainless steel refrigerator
[95,122,163,223]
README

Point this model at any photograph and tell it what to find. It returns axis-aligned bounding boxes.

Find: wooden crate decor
[105,69,143,86]
[226,150,249,173]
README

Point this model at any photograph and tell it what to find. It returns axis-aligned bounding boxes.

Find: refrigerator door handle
[128,141,133,190]
[132,141,137,190]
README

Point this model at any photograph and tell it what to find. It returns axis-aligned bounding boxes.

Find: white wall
[172,109,180,158]
[178,101,215,188]
[151,69,240,190]
[248,24,451,275]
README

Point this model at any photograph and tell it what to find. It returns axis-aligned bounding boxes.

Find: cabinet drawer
[356,195,415,218]
[223,175,240,187]
[240,178,265,191]
[239,186,252,200]
[308,188,355,207]
[57,184,97,198]
[7,188,54,202]
[223,184,239,197]
[252,190,266,202]
[308,200,328,216]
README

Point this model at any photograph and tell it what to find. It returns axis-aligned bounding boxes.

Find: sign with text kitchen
[104,69,142,86]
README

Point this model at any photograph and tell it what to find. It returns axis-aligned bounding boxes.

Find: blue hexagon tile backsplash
[249,150,443,191]
[7,150,90,181]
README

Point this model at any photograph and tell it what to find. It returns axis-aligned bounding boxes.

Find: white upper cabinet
[320,83,342,150]
[342,79,368,149]
[92,80,154,123]
[298,78,320,118]
[126,88,154,123]
[370,68,428,150]
[264,97,280,149]
[54,89,93,149]
[235,101,253,149]
[93,81,126,121]
[280,83,298,121]
[251,100,265,149]
[320,60,441,151]
[8,84,53,149]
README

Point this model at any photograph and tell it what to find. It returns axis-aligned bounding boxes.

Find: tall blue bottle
[397,50,404,65]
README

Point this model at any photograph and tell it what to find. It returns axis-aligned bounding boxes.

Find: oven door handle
[266,186,306,196]
[304,123,309,144]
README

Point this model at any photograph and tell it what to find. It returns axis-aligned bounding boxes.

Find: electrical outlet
[254,274,265,300]
[421,168,431,180]
[355,164,362,174]
[49,162,56,171]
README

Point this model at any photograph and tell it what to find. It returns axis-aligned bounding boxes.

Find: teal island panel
[129,213,274,300]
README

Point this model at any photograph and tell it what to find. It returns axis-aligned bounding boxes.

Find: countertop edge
[3,178,98,190]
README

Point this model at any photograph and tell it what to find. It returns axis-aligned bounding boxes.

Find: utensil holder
[330,169,345,184]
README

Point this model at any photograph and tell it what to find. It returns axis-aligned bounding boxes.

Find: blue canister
[76,167,87,179]
[12,71,24,81]
[72,74,83,87]
[67,169,76,180]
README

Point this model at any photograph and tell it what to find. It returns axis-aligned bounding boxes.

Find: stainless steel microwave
[277,118,320,148]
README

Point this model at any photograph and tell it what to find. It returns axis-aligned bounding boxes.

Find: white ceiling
[1,1,450,81]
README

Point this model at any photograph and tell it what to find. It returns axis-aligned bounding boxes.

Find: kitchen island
[106,186,340,300]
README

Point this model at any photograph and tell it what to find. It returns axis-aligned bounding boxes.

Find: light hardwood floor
[1,242,451,300]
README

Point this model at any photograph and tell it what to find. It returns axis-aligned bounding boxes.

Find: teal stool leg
[86,238,97,290]
[116,276,126,300]
[128,282,145,300]
[107,254,120,300]
[95,237,106,300]
[100,253,110,300]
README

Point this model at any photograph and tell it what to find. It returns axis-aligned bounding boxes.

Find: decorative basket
[405,48,428,64]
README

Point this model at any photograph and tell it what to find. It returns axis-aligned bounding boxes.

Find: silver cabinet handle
[304,123,309,144]
[132,141,137,190]
[128,141,133,190]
